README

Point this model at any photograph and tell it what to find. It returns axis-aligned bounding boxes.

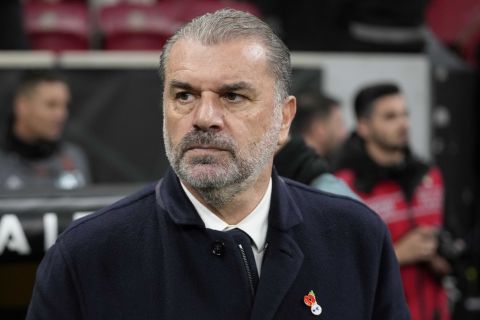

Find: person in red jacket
[334,83,451,320]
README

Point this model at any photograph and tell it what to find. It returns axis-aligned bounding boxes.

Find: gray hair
[159,9,291,104]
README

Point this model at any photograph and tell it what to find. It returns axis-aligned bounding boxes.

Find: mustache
[178,130,236,155]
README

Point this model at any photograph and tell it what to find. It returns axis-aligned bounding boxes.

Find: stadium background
[0,0,479,319]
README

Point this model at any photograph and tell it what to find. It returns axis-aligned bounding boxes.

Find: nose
[58,105,68,121]
[192,93,224,131]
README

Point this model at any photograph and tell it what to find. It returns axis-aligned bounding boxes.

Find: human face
[163,37,294,204]
[360,94,409,151]
[16,81,70,142]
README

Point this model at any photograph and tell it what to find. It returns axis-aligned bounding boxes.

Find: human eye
[223,92,245,103]
[175,91,195,103]
[383,112,397,121]
[46,100,61,110]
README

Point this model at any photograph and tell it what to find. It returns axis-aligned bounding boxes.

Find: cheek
[39,107,57,124]
[333,126,344,140]
[385,122,402,135]
[371,121,390,137]
[252,114,276,139]
[33,112,51,129]
[228,112,263,135]
[165,110,190,139]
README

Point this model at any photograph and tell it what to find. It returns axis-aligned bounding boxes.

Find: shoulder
[334,167,355,181]
[0,144,15,161]
[60,142,87,158]
[283,177,384,229]
[311,173,360,200]
[0,147,9,163]
[282,177,388,252]
[58,182,158,245]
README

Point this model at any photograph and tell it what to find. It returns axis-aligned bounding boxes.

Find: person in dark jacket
[274,91,356,198]
[0,70,90,190]
[334,83,450,320]
[27,9,409,320]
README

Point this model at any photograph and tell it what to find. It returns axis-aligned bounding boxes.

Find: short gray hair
[159,9,291,104]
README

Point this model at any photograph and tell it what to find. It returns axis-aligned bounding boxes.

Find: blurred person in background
[334,83,451,320]
[0,70,90,190]
[274,91,356,198]
[290,92,347,161]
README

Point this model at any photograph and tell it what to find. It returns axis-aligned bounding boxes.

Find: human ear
[278,95,296,146]
[14,96,29,118]
[356,118,370,139]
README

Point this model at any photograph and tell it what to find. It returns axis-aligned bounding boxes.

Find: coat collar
[156,167,303,231]
[156,167,305,320]
[155,167,204,226]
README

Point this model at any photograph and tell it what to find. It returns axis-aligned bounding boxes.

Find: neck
[184,168,272,225]
[365,141,404,166]
[6,124,59,160]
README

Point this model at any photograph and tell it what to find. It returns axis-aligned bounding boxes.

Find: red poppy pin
[304,290,322,316]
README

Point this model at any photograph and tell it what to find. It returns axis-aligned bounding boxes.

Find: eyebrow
[168,80,255,93]
[218,81,254,93]
[168,80,194,91]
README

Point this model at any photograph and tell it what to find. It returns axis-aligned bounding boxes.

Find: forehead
[165,37,272,87]
[31,81,69,95]
[372,94,406,113]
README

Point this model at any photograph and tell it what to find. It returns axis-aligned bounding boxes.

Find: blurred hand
[429,255,452,276]
[394,226,439,266]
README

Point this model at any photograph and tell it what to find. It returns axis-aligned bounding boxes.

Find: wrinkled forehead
[164,40,275,100]
[167,36,271,73]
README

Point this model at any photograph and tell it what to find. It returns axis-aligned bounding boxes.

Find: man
[290,92,347,159]
[27,10,408,319]
[0,71,90,190]
[334,83,450,320]
[274,91,355,197]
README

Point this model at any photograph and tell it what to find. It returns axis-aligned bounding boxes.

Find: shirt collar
[181,180,271,252]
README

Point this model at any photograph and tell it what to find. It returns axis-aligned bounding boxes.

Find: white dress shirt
[180,180,271,276]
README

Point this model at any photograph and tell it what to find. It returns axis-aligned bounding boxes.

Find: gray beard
[175,143,256,207]
[164,111,281,208]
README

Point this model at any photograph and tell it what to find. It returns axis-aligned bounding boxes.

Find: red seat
[426,0,479,43]
[27,0,87,3]
[426,0,480,64]
[24,1,90,52]
[98,2,182,51]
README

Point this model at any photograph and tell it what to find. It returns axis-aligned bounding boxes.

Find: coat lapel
[156,167,205,227]
[251,228,303,320]
[250,172,304,320]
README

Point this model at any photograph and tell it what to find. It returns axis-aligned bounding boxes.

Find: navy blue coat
[27,168,410,319]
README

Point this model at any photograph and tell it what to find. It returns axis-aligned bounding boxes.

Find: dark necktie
[227,228,259,296]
